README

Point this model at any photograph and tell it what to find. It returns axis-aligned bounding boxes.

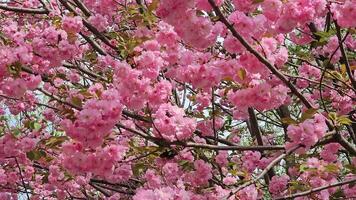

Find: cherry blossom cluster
[0,0,355,199]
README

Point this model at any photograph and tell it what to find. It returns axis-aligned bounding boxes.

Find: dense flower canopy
[0,0,355,199]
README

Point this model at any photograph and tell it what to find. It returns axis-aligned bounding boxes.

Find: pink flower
[195,0,223,11]
[229,82,289,119]
[133,187,175,200]
[286,114,328,153]
[153,103,196,142]
[145,169,162,189]
[343,174,356,198]
[190,160,212,186]
[262,0,283,21]
[320,143,341,162]
[20,137,37,151]
[223,176,237,185]
[61,89,123,148]
[242,151,261,172]
[237,185,258,200]
[133,189,156,200]
[232,0,258,13]
[62,16,83,33]
[135,50,165,79]
[332,1,356,28]
[0,169,7,185]
[157,0,218,49]
[215,151,228,167]
[269,175,290,195]
[88,14,108,32]
[163,162,181,183]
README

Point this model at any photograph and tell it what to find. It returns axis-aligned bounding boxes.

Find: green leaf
[237,68,247,80]
[132,163,146,176]
[26,150,46,161]
[328,112,338,121]
[290,180,307,191]
[345,164,356,174]
[33,122,41,131]
[147,0,159,12]
[12,128,22,138]
[45,136,68,148]
[325,164,339,173]
[330,189,344,199]
[300,108,318,122]
[329,70,344,81]
[71,96,83,108]
[281,117,298,125]
[311,40,328,48]
[337,115,352,125]
[299,164,308,172]
[315,31,334,39]
[252,0,264,3]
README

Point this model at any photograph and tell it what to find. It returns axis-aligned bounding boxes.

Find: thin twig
[335,23,356,89]
[14,157,30,200]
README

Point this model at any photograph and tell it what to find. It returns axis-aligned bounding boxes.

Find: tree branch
[248,107,274,183]
[184,143,285,151]
[335,23,356,89]
[336,134,356,156]
[14,157,30,200]
[275,178,356,199]
[0,4,49,14]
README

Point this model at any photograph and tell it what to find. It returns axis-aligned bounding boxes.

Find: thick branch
[275,178,356,199]
[248,108,274,183]
[0,4,49,14]
[72,0,91,16]
[184,143,285,151]
[89,182,110,197]
[336,134,356,156]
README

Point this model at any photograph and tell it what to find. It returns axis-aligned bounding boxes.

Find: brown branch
[335,23,356,89]
[275,178,356,200]
[0,4,49,14]
[37,88,82,110]
[72,0,91,16]
[183,143,285,151]
[248,107,274,183]
[336,134,356,156]
[248,108,264,146]
[89,182,110,197]
[14,157,30,200]
[91,183,135,195]
[79,33,107,56]
[63,62,109,82]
